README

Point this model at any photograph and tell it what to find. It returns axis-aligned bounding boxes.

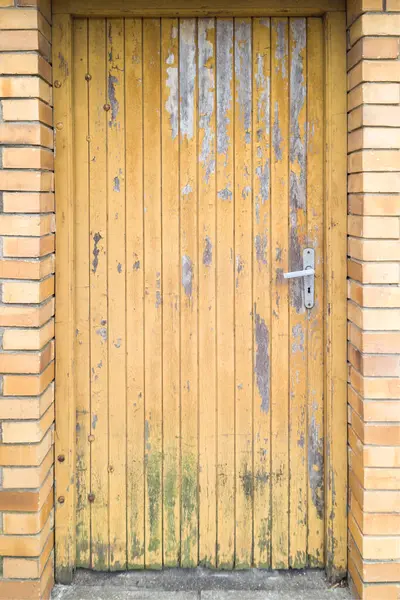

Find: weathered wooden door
[73,16,325,571]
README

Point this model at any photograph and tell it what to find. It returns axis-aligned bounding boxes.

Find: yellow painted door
[73,16,325,571]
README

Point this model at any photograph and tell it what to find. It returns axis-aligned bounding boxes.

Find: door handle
[283,248,315,309]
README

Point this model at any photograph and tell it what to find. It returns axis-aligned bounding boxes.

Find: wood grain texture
[125,17,145,569]
[54,12,76,584]
[324,10,348,582]
[73,17,90,570]
[63,15,346,575]
[88,18,109,571]
[54,0,345,17]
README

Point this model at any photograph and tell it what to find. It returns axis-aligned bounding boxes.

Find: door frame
[53,1,347,584]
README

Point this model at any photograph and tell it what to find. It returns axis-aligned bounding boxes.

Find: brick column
[0,1,54,598]
[347,1,400,598]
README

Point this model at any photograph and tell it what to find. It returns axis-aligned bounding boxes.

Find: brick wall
[0,0,55,598]
[347,1,400,598]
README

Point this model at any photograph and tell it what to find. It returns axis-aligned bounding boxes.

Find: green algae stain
[181,452,198,567]
[164,462,179,562]
[146,451,162,555]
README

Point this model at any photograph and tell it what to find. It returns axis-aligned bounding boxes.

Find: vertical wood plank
[234,17,253,570]
[125,17,145,569]
[161,17,181,567]
[252,16,271,569]
[324,10,347,582]
[215,18,235,569]
[88,18,109,571]
[306,16,325,569]
[73,17,90,570]
[288,16,307,569]
[54,12,76,584]
[106,18,127,570]
[143,18,163,569]
[198,16,217,568]
[179,18,199,568]
[270,17,289,570]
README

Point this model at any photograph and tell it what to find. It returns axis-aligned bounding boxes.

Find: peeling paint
[92,414,98,430]
[274,20,288,79]
[255,308,270,414]
[203,236,212,267]
[218,187,232,201]
[180,20,196,139]
[235,20,252,142]
[309,411,324,520]
[113,176,120,192]
[272,102,283,161]
[117,262,122,273]
[114,338,121,349]
[292,323,304,354]
[236,255,244,288]
[96,327,107,342]
[92,232,102,274]
[166,53,178,139]
[108,73,119,124]
[242,185,251,200]
[181,183,193,197]
[256,162,270,207]
[133,260,140,271]
[216,19,233,156]
[255,234,268,266]
[199,19,216,184]
[182,255,193,298]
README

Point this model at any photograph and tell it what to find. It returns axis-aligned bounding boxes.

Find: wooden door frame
[53,1,347,584]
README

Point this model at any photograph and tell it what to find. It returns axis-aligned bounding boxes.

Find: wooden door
[72,16,325,571]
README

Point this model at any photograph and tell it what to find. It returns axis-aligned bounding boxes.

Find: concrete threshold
[52,568,351,600]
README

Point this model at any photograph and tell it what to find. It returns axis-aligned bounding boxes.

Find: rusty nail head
[54,80,61,88]
[108,465,114,473]
[57,454,65,463]
[56,122,63,130]
[104,103,111,111]
[85,73,92,81]
[88,493,95,503]
[58,496,65,504]
[88,434,95,442]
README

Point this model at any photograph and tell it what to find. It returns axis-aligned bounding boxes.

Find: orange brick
[0,343,54,374]
[349,194,400,216]
[0,76,51,103]
[3,487,53,534]
[362,355,400,377]
[0,170,53,192]
[348,281,400,308]
[349,105,400,130]
[3,317,54,350]
[3,148,54,170]
[0,298,54,327]
[349,127,400,152]
[1,401,54,443]
[3,447,53,489]
[0,29,49,57]
[350,14,400,45]
[348,259,399,284]
[348,60,400,89]
[1,98,53,125]
[0,512,52,557]
[348,215,400,238]
[0,53,51,83]
[3,234,55,258]
[0,214,54,237]
[2,192,54,213]
[348,82,400,110]
[0,256,54,280]
[0,123,53,148]
[349,172,400,194]
[0,428,52,467]
[348,301,400,331]
[0,8,39,29]
[350,367,400,400]
[3,531,53,579]
[387,0,400,8]
[0,383,54,420]
[348,150,400,173]
[348,238,400,261]
[348,37,400,70]
[3,361,54,397]
[350,471,400,513]
[2,276,54,304]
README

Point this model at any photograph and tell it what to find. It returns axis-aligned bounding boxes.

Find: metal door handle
[283,268,315,279]
[283,248,315,309]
